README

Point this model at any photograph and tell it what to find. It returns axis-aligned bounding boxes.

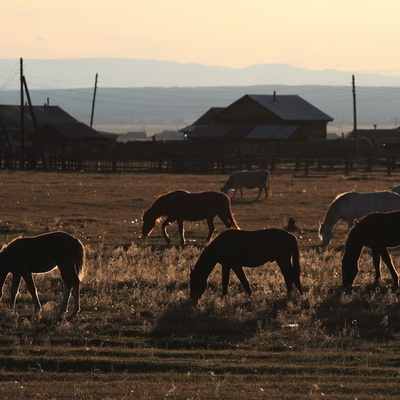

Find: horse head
[141,210,156,238]
[318,222,333,246]
[189,267,207,304]
[341,254,358,287]
[220,185,228,194]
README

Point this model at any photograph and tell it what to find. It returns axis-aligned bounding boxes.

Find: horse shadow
[148,295,293,349]
[231,198,266,205]
[314,285,399,340]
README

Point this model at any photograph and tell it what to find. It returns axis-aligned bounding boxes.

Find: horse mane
[321,191,353,225]
[0,235,24,253]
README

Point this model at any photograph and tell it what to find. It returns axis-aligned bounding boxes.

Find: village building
[0,104,112,151]
[180,93,333,156]
[347,127,400,145]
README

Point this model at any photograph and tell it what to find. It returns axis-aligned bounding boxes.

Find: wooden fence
[0,151,399,176]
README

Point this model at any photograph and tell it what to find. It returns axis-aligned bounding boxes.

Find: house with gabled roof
[0,104,111,150]
[181,93,333,143]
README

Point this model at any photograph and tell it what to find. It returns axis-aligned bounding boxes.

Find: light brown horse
[0,231,85,317]
[142,190,239,245]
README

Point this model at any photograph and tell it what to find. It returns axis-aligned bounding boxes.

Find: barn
[181,93,333,155]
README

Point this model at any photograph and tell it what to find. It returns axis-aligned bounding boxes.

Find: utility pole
[20,57,24,169]
[90,73,98,129]
[22,76,50,171]
[352,74,357,155]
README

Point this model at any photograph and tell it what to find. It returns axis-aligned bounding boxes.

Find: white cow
[221,169,270,200]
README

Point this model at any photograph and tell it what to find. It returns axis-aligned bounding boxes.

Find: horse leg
[59,283,71,316]
[177,219,186,246]
[9,273,22,309]
[276,260,295,294]
[59,266,81,316]
[371,248,381,283]
[206,217,215,243]
[22,273,42,312]
[221,265,231,297]
[232,266,251,295]
[255,187,262,201]
[232,189,237,200]
[161,218,174,244]
[380,248,399,288]
[0,269,9,304]
[71,280,81,316]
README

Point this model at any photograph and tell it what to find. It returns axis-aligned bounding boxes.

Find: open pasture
[0,170,399,399]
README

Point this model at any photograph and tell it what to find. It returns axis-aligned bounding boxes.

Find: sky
[3,0,400,75]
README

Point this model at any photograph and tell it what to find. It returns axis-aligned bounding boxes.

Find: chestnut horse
[142,190,239,245]
[342,211,400,288]
[190,228,302,304]
[0,231,85,316]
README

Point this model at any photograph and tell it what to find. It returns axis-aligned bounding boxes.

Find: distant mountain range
[1,59,400,133]
[2,58,400,89]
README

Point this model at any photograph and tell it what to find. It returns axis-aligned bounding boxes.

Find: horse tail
[228,211,240,230]
[225,195,240,229]
[291,236,301,277]
[75,238,85,281]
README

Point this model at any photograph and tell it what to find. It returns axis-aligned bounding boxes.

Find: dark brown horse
[190,228,302,304]
[0,231,85,316]
[142,190,239,245]
[342,211,400,288]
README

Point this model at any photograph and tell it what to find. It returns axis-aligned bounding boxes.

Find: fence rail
[0,151,399,176]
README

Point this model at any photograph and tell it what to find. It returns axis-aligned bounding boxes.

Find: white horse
[318,191,400,245]
[391,184,400,194]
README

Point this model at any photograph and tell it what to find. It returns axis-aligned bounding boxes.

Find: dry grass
[0,170,399,399]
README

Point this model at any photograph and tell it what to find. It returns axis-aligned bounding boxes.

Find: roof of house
[244,94,333,121]
[347,128,400,144]
[191,107,225,125]
[186,124,308,141]
[0,104,107,142]
[181,94,333,137]
[38,122,104,139]
[0,105,79,130]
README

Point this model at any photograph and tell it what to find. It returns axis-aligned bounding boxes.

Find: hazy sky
[3,0,400,74]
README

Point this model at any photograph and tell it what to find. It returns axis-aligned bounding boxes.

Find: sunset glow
[3,0,400,74]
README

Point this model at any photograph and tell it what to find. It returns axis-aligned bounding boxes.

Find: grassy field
[0,170,399,399]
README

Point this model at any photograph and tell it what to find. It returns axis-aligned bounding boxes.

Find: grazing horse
[142,190,239,245]
[190,228,302,304]
[221,169,271,201]
[318,191,400,245]
[342,211,400,288]
[0,231,85,316]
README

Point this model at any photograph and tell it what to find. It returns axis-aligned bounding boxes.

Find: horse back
[211,228,298,266]
[164,190,231,219]
[352,210,400,246]
[0,231,84,277]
